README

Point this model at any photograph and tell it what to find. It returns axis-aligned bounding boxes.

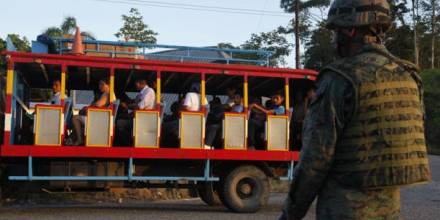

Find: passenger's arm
[93,93,109,107]
[250,104,268,114]
[280,72,355,220]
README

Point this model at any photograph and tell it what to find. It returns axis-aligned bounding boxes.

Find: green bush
[420,69,440,154]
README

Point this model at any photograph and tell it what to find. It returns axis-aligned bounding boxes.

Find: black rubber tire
[197,181,222,206]
[219,165,270,213]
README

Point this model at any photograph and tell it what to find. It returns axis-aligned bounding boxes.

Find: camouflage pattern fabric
[317,178,400,220]
[280,43,430,220]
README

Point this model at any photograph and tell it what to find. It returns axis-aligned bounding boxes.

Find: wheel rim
[236,177,257,199]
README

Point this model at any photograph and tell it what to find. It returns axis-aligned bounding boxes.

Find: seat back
[34,105,63,146]
[134,110,160,148]
[266,115,289,151]
[223,113,247,150]
[179,111,204,149]
[85,108,112,147]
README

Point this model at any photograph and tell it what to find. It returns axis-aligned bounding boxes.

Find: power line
[92,0,290,18]
[123,0,288,15]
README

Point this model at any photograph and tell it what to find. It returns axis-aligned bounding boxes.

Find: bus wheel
[197,182,222,206]
[219,165,270,213]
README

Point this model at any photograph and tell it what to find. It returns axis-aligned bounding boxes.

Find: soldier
[279,0,431,219]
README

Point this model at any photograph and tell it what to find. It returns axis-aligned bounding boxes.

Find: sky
[0,0,296,66]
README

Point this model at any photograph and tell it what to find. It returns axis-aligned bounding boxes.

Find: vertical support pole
[243,75,248,112]
[128,157,134,182]
[200,73,206,111]
[156,70,161,112]
[204,159,211,181]
[201,73,206,147]
[4,60,14,145]
[288,160,294,181]
[60,65,67,105]
[28,156,33,181]
[109,67,115,105]
[284,78,290,112]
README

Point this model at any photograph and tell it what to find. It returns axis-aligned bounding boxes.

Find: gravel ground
[0,155,438,220]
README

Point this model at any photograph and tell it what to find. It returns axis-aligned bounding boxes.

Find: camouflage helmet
[326,0,392,31]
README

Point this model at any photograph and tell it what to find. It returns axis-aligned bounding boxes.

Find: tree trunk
[295,0,301,69]
[431,0,436,69]
[412,0,420,67]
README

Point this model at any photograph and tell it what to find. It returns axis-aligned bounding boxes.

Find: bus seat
[179,111,204,149]
[112,100,120,124]
[85,108,112,147]
[64,98,73,123]
[34,105,63,146]
[265,115,289,151]
[223,113,247,150]
[133,110,159,148]
[160,102,166,124]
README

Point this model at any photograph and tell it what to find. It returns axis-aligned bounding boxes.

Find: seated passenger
[115,77,156,146]
[69,78,111,146]
[248,93,285,149]
[183,83,208,112]
[205,97,224,149]
[250,93,285,115]
[224,87,237,111]
[49,79,68,105]
[231,94,244,113]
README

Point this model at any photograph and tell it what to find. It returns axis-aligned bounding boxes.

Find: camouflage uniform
[280,1,431,219]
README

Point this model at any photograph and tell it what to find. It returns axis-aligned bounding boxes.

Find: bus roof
[1,51,318,80]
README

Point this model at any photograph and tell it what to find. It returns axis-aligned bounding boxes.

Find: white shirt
[136,85,156,110]
[183,92,208,112]
[50,92,68,105]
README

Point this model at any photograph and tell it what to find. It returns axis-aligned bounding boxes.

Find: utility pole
[294,0,300,69]
[412,0,420,67]
[431,0,436,69]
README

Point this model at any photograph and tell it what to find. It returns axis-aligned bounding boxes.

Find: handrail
[52,38,273,66]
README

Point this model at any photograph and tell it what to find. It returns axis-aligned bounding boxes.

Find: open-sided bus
[0,38,317,213]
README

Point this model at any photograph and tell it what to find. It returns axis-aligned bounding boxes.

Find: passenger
[183,83,208,112]
[115,77,156,146]
[250,93,285,115]
[231,94,244,113]
[248,93,285,149]
[49,79,65,105]
[224,87,237,110]
[69,77,111,146]
[205,97,224,149]
[304,86,316,114]
[290,92,306,151]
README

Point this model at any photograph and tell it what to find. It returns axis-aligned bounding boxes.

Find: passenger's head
[226,87,237,97]
[135,77,147,91]
[52,79,61,93]
[271,93,284,106]
[233,94,242,105]
[211,97,221,106]
[99,77,110,93]
[306,86,316,100]
[189,83,200,93]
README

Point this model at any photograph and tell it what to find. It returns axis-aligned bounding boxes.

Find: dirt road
[0,155,439,220]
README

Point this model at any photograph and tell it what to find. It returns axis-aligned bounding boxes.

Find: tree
[43,16,95,40]
[303,23,335,70]
[241,29,292,67]
[412,0,421,66]
[115,8,158,43]
[6,34,30,52]
[280,0,331,68]
[420,0,440,69]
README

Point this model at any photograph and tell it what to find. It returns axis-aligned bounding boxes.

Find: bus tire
[219,165,270,213]
[197,182,222,206]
